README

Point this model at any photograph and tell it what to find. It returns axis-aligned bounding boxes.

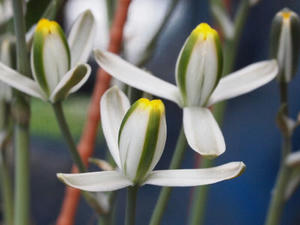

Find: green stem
[12,0,32,225]
[188,2,251,225]
[264,82,291,225]
[125,186,138,225]
[14,123,30,225]
[149,127,187,225]
[52,102,107,215]
[188,159,214,225]
[0,149,14,225]
[52,102,86,172]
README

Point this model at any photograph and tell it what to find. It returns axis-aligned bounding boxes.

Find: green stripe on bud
[31,19,71,96]
[176,23,223,107]
[118,98,166,183]
[270,8,300,82]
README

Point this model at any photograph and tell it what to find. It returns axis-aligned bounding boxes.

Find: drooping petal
[0,62,46,100]
[118,98,166,183]
[183,107,225,157]
[31,19,71,96]
[207,60,278,106]
[143,162,245,186]
[175,23,223,107]
[100,86,130,168]
[57,170,132,192]
[94,50,182,105]
[68,10,96,67]
[49,64,91,102]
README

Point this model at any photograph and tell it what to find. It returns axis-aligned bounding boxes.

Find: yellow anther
[137,98,165,114]
[36,18,60,35]
[192,23,218,40]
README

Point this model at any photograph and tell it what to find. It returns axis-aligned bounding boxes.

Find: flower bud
[118,98,166,183]
[176,23,223,107]
[31,19,71,96]
[270,8,300,82]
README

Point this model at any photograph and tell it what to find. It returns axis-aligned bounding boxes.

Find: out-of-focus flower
[57,86,245,191]
[270,8,300,83]
[0,38,14,102]
[0,10,96,103]
[93,23,279,158]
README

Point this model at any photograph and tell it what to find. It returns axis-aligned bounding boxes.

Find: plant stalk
[125,186,138,225]
[12,0,32,225]
[188,1,251,225]
[0,149,14,225]
[52,102,86,173]
[264,81,292,225]
[149,127,187,225]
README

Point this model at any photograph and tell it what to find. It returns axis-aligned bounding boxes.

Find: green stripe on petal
[270,8,300,82]
[31,19,71,96]
[176,23,223,107]
[134,101,163,183]
[32,29,49,95]
[118,98,166,183]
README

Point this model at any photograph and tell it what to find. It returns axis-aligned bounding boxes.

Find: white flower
[270,8,300,82]
[0,10,96,103]
[57,86,245,191]
[93,23,279,158]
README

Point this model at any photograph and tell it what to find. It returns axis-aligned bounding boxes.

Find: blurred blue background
[25,0,300,224]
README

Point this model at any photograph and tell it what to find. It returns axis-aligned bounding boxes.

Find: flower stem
[149,127,187,225]
[264,81,292,225]
[14,122,30,225]
[188,158,214,225]
[188,2,251,224]
[0,148,14,225]
[12,0,32,224]
[52,102,86,173]
[125,186,138,225]
[52,102,107,214]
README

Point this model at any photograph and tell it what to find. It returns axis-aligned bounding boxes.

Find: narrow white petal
[49,64,91,102]
[68,10,96,67]
[211,5,234,39]
[94,50,182,105]
[101,87,130,168]
[119,104,150,181]
[277,19,292,82]
[208,60,278,106]
[286,151,300,167]
[41,32,70,93]
[144,162,245,186]
[57,170,132,192]
[0,62,46,100]
[183,107,225,157]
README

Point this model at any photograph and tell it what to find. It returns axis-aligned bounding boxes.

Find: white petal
[68,10,96,67]
[183,107,225,157]
[143,162,245,186]
[0,62,46,100]
[49,64,91,102]
[94,49,182,105]
[208,60,278,106]
[286,151,300,167]
[57,170,132,192]
[101,86,130,168]
[118,99,166,182]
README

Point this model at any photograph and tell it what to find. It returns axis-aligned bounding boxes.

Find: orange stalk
[56,1,132,225]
